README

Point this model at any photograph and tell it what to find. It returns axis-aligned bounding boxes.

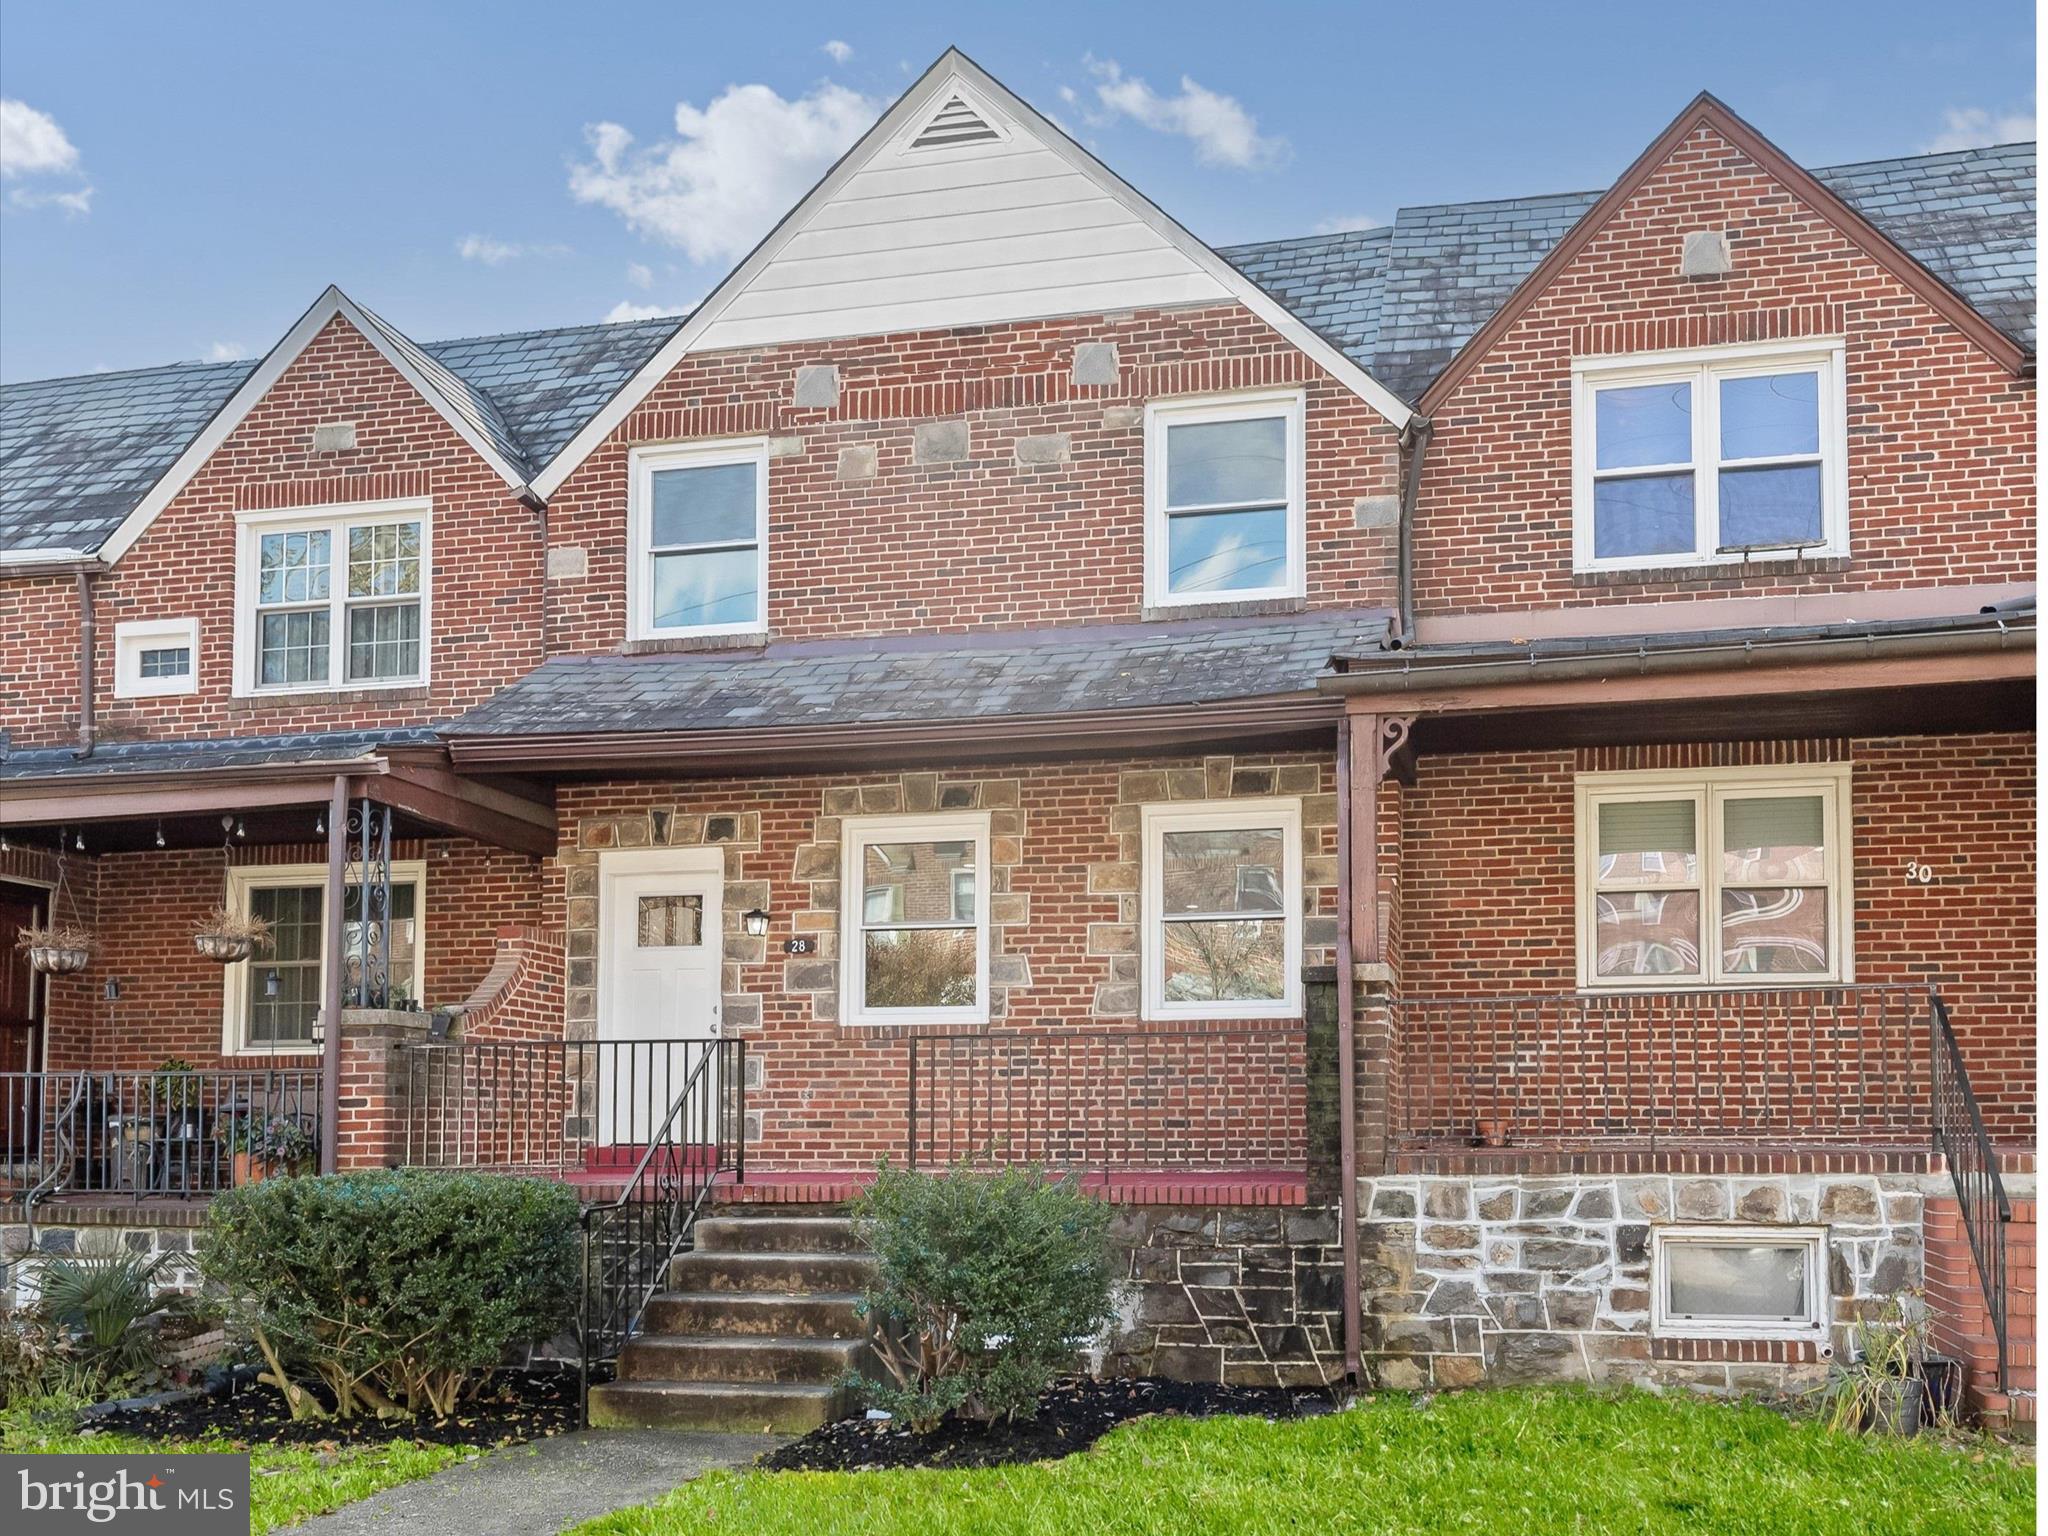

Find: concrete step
[617,1333,874,1385]
[668,1249,875,1294]
[587,1379,847,1433]
[641,1289,865,1338]
[694,1215,867,1254]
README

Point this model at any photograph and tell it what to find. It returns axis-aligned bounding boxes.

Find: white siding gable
[694,83,1231,351]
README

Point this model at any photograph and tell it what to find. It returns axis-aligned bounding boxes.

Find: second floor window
[629,440,768,639]
[1145,391,1305,609]
[236,502,429,694]
[1572,341,1846,572]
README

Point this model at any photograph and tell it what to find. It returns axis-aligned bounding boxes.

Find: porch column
[319,775,347,1174]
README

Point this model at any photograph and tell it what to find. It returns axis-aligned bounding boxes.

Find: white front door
[598,851,724,1146]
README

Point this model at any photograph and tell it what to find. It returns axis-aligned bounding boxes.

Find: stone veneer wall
[2,1211,206,1300]
[1359,1170,1936,1392]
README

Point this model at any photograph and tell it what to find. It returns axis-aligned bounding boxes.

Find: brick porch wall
[1926,1195,2036,1428]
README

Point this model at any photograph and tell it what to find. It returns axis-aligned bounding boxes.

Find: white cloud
[1313,213,1383,235]
[626,261,655,290]
[2,99,92,214]
[205,341,248,363]
[1921,107,2036,152]
[604,298,693,323]
[569,81,880,265]
[1083,57,1285,169]
[821,40,853,65]
[457,233,570,264]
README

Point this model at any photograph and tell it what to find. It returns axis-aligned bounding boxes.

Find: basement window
[1651,1226,1827,1341]
[1571,340,1846,572]
[113,617,198,698]
[1145,391,1305,608]
[839,814,991,1027]
[1140,799,1303,1021]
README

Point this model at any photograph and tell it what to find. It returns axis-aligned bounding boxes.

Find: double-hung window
[1141,799,1303,1020]
[1145,391,1305,608]
[840,814,991,1027]
[221,862,426,1053]
[1572,341,1846,571]
[629,440,769,638]
[237,501,429,693]
[1576,766,1851,988]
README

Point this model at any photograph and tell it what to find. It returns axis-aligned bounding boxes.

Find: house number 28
[1903,860,1935,886]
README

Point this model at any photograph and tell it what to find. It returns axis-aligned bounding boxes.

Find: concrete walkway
[294,1428,786,1535]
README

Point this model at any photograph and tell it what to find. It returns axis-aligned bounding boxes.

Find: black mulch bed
[762,1375,1339,1472]
[90,1366,580,1451]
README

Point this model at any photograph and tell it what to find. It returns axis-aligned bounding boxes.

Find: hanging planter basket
[192,907,273,967]
[194,932,257,964]
[25,937,94,975]
[15,835,98,975]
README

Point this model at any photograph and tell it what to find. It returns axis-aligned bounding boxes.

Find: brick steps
[585,1212,877,1432]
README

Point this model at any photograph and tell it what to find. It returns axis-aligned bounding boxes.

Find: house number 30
[1903,860,1935,886]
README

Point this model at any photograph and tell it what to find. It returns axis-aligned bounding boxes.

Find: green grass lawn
[1,1424,465,1533]
[573,1387,2032,1536]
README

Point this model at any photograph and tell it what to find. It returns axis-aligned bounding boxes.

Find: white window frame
[1144,389,1307,610]
[232,498,433,696]
[113,617,199,698]
[1651,1225,1828,1342]
[1571,338,1848,574]
[219,860,427,1055]
[1574,763,1853,991]
[1140,798,1303,1022]
[839,813,991,1028]
[627,438,770,640]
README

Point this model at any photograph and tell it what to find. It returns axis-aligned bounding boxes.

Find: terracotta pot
[195,933,256,964]
[27,944,91,974]
[1477,1118,1511,1149]
[232,1151,271,1186]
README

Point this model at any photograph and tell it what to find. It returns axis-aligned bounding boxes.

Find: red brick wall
[545,304,1401,649]
[1397,733,2034,1142]
[1926,1196,2035,1426]
[0,315,545,749]
[1415,123,2035,617]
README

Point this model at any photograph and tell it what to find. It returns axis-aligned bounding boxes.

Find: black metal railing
[393,1037,733,1174]
[1,1065,322,1206]
[578,1038,746,1421]
[905,1026,1309,1172]
[1930,990,2012,1391]
[1394,985,1931,1146]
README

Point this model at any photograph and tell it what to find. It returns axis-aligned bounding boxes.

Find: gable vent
[911,95,1000,150]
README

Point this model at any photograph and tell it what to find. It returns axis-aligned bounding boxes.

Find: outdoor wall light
[742,908,771,938]
[264,970,281,998]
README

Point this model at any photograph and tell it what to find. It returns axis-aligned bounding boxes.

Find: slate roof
[445,609,1392,739]
[0,727,440,781]
[0,315,679,555]
[1222,141,2036,402]
[0,139,2031,556]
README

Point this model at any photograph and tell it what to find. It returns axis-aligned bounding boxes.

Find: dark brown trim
[374,763,557,859]
[1417,93,2030,415]
[444,695,1344,774]
[318,777,346,1176]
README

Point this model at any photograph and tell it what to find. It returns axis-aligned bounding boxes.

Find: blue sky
[0,0,2033,382]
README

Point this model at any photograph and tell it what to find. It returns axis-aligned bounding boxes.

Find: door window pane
[1161,828,1286,914]
[1720,372,1819,460]
[651,462,759,547]
[1596,800,1698,884]
[1161,918,1284,1003]
[1164,507,1288,595]
[863,928,976,1009]
[1665,1244,1809,1320]
[1718,464,1823,549]
[637,894,703,948]
[652,548,759,629]
[1594,890,1701,977]
[1595,382,1692,469]
[1593,474,1695,559]
[1165,416,1287,506]
[1722,795,1826,882]
[1719,887,1829,975]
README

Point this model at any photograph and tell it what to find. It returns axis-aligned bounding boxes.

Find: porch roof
[0,726,437,781]
[442,608,1389,771]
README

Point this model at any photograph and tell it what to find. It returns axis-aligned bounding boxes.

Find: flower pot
[234,1151,308,1185]
[1920,1354,1964,1423]
[194,933,256,964]
[1866,1375,1927,1435]
[1477,1118,1511,1149]
[27,944,91,974]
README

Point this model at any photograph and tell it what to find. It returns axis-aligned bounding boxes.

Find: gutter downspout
[1333,717,1362,1386]
[522,490,550,661]
[318,775,348,1175]
[1393,418,1433,646]
[74,569,98,758]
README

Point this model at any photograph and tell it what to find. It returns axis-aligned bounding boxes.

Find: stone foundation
[1359,1170,1937,1394]
[2,1206,207,1301]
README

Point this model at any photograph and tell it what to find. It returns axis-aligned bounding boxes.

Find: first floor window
[1577,766,1850,988]
[225,865,424,1051]
[1651,1226,1827,1340]
[631,440,768,637]
[240,503,429,692]
[1141,799,1303,1020]
[840,815,990,1026]
[1145,391,1305,607]
[1573,341,1845,570]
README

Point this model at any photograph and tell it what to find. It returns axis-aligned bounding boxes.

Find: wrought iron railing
[1394,986,1931,1146]
[1930,991,2012,1390]
[1,1064,322,1207]
[578,1038,745,1420]
[904,1026,1309,1171]
[393,1037,735,1174]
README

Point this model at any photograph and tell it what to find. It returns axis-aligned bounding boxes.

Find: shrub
[35,1237,175,1393]
[201,1169,580,1420]
[848,1161,1118,1432]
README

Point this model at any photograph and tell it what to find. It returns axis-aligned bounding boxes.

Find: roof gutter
[1320,617,2033,697]
[1392,416,1433,646]
[0,551,105,578]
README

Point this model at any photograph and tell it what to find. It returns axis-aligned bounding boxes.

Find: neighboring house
[0,51,2033,1426]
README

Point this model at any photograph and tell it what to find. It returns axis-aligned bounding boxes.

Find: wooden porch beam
[371,762,557,858]
[0,775,355,827]
[318,776,346,1175]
